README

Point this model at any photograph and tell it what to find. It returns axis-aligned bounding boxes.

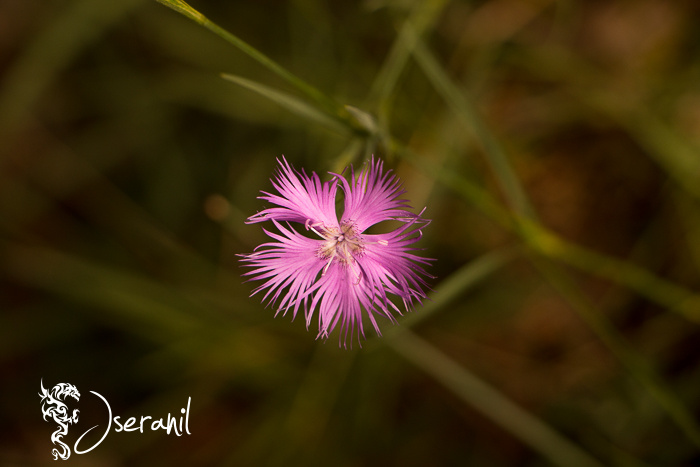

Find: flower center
[317,221,364,265]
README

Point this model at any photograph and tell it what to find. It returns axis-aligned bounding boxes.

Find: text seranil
[75,392,191,454]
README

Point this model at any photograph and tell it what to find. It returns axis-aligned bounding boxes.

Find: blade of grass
[367,0,449,106]
[388,330,606,467]
[386,246,521,334]
[2,244,201,340]
[273,348,356,465]
[395,143,514,227]
[488,43,700,318]
[397,142,700,447]
[518,218,700,323]
[508,45,700,203]
[396,140,700,322]
[366,0,449,156]
[397,33,700,321]
[533,256,700,448]
[221,73,351,136]
[409,29,534,218]
[604,104,700,203]
[153,0,366,134]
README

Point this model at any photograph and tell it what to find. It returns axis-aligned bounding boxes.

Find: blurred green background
[2,0,700,465]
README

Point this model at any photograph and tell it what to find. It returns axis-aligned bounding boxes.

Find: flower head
[240,156,433,346]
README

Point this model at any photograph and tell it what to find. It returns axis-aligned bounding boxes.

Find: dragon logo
[39,380,80,460]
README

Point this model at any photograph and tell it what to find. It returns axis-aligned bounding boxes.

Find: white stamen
[305,219,325,239]
[322,256,334,275]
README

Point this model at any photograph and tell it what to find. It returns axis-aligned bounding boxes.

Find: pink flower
[240,156,433,345]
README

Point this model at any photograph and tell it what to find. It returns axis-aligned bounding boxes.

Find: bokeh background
[2,0,700,465]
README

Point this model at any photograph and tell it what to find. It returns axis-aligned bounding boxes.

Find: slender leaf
[221,73,351,136]
[388,246,520,333]
[389,331,607,467]
[534,257,700,448]
[153,0,367,133]
[409,29,534,218]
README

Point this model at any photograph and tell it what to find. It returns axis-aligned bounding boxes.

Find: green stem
[388,331,606,467]
[153,0,361,131]
[518,218,700,323]
[397,141,700,448]
[533,257,700,448]
[410,31,534,218]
